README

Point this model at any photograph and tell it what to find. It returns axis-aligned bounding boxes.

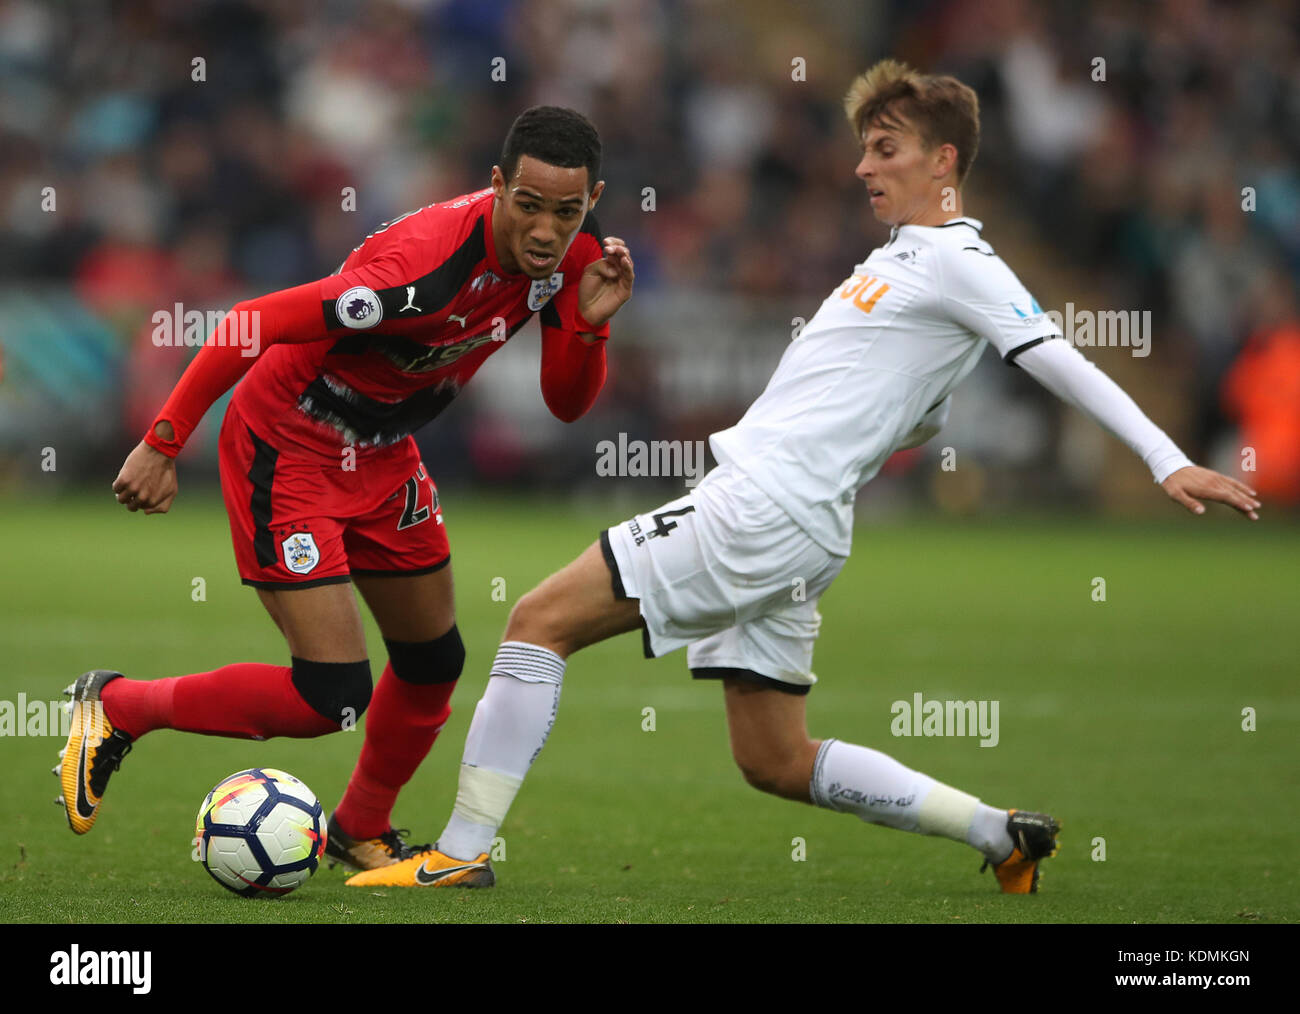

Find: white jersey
[709,217,1062,556]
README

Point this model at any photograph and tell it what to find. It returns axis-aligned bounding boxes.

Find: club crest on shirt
[527,272,564,311]
[336,286,383,329]
[281,533,320,574]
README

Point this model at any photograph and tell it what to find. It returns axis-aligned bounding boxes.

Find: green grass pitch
[2,492,1296,924]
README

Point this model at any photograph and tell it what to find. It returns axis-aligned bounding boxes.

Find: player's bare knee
[504,587,570,654]
[732,753,790,799]
[736,757,779,795]
[734,745,814,801]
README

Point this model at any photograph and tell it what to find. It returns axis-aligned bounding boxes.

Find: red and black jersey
[145,187,609,463]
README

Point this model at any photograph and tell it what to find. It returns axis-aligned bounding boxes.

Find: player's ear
[933,143,957,181]
[587,179,605,209]
[490,165,505,198]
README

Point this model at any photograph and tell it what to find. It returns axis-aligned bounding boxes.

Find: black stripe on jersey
[321,216,488,329]
[298,377,463,447]
[1003,333,1062,367]
[962,246,996,256]
[246,427,279,568]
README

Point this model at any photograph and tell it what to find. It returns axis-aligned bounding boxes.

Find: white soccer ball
[194,767,327,898]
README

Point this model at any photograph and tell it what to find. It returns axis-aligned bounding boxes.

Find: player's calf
[330,628,464,840]
[720,673,820,802]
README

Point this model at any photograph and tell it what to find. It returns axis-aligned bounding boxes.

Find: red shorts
[218,402,450,589]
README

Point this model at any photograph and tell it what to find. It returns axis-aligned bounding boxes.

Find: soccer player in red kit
[55,107,635,872]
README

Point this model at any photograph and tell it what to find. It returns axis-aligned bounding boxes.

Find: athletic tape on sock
[452,764,524,827]
[917,782,980,840]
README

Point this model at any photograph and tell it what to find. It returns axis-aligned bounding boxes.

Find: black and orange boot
[981,809,1060,893]
[54,670,133,834]
[324,815,431,871]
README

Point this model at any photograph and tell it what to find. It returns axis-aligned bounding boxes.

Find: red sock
[332,664,455,839]
[101,663,338,740]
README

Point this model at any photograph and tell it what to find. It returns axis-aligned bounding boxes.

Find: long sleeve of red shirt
[143,283,337,457]
[143,252,411,457]
[538,268,609,423]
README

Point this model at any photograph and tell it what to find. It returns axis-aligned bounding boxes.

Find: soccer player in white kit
[349,61,1261,894]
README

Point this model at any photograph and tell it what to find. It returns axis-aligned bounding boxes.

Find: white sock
[810,739,1013,861]
[437,642,565,861]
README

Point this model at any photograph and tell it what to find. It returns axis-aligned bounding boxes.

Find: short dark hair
[500,106,602,190]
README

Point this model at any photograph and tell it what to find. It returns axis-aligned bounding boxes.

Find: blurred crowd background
[1,0,1297,514]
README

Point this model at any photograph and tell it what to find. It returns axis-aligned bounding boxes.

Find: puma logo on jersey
[400,286,423,313]
[447,312,468,328]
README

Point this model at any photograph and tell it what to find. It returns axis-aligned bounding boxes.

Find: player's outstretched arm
[112,277,349,514]
[1013,338,1261,521]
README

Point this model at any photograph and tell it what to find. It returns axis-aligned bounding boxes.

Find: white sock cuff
[809,738,838,809]
[916,782,980,840]
[492,641,566,685]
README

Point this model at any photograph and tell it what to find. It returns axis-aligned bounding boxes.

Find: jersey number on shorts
[648,505,695,538]
[397,465,438,530]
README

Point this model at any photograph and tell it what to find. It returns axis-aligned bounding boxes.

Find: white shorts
[601,464,846,692]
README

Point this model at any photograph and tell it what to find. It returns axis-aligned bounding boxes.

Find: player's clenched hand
[1161,465,1260,521]
[113,440,178,514]
[577,236,634,329]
